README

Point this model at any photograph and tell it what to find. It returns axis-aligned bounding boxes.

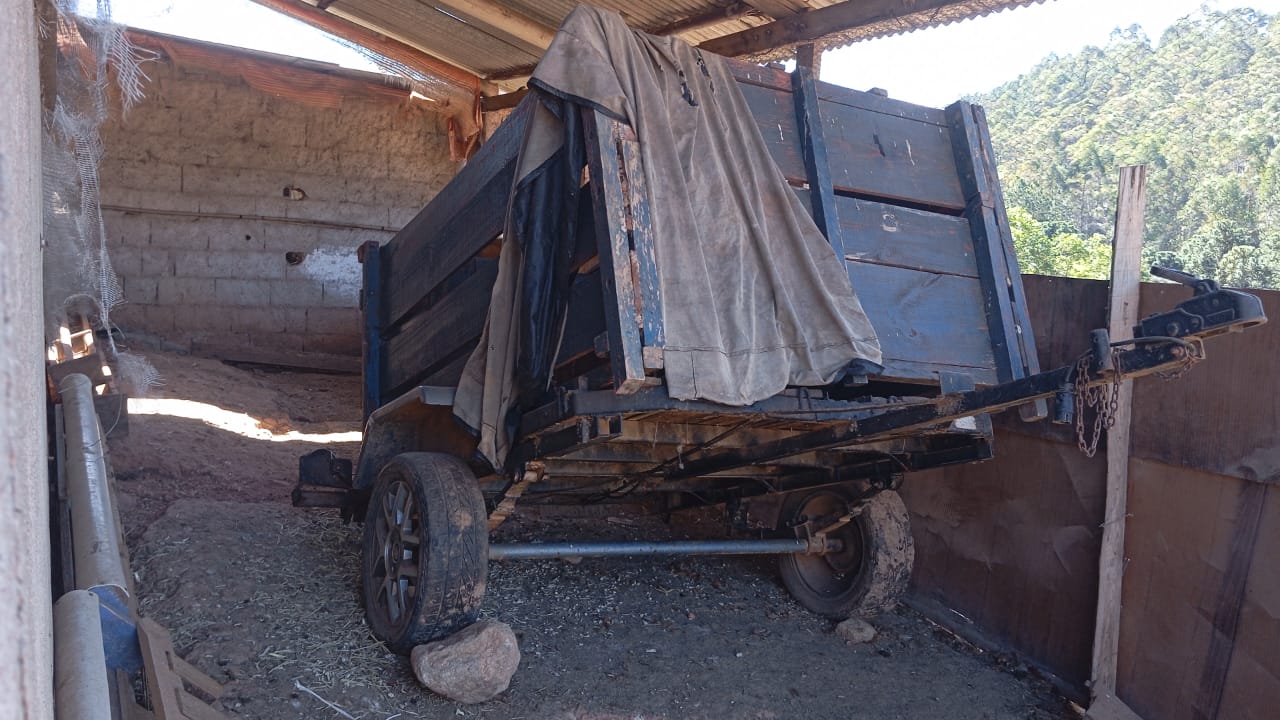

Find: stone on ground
[411,620,521,704]
[835,617,877,644]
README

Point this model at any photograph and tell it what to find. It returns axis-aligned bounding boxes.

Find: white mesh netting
[45,0,159,390]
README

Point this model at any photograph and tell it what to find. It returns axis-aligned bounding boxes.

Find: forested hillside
[974,8,1280,288]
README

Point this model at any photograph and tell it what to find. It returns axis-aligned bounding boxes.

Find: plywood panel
[903,429,1106,691]
[905,275,1280,715]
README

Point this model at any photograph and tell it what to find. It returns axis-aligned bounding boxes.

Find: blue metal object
[91,589,143,675]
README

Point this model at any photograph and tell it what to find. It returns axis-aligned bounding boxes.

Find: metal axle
[488,538,832,561]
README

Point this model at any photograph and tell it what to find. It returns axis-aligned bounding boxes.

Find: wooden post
[1087,165,1147,720]
[795,42,821,79]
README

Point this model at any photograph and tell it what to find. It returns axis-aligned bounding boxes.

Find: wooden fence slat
[1088,165,1147,712]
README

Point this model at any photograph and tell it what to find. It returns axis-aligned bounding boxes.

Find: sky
[88,0,1280,106]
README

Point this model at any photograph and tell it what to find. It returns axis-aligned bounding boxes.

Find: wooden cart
[294,61,1266,653]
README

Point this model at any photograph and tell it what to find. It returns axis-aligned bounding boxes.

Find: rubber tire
[779,488,914,619]
[361,452,488,654]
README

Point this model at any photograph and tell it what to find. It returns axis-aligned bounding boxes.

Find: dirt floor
[110,349,1078,720]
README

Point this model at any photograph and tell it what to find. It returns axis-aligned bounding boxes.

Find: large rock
[411,621,521,704]
[835,617,877,644]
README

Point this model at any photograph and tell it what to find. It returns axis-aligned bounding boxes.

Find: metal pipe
[60,374,130,604]
[54,591,113,720]
[488,538,816,561]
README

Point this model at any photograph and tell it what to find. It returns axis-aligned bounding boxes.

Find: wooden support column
[1087,165,1147,720]
[795,42,821,79]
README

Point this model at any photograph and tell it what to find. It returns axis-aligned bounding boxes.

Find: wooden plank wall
[736,67,1003,386]
[902,275,1280,718]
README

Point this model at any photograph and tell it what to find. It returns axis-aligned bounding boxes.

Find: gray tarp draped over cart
[455,5,882,468]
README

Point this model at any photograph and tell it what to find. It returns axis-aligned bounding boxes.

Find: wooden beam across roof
[251,0,481,94]
[436,0,557,50]
[700,0,965,57]
[741,0,810,19]
[648,1,757,37]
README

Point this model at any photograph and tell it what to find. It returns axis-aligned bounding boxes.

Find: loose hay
[118,349,1077,719]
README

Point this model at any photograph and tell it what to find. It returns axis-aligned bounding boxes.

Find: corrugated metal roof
[278,0,1041,83]
[767,0,1049,61]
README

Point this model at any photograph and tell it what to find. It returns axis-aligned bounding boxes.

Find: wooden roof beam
[700,0,963,58]
[741,0,809,19]
[251,0,480,93]
[436,0,556,50]
[647,1,756,37]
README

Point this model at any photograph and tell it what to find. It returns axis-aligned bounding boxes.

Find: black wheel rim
[790,491,866,598]
[371,478,422,634]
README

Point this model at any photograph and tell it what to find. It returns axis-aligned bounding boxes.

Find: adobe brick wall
[99,54,455,362]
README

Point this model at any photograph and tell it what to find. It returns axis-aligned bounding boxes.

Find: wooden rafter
[647,1,757,37]
[251,0,480,93]
[741,0,809,19]
[436,0,557,50]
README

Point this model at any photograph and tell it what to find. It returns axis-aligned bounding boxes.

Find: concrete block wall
[97,53,455,361]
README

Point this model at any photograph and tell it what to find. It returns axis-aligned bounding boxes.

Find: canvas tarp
[455,5,881,468]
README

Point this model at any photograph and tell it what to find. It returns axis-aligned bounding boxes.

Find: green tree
[1008,206,1112,279]
[974,8,1280,289]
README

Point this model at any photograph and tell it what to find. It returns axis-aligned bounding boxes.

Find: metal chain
[1156,340,1205,379]
[1074,354,1124,458]
[1073,339,1205,457]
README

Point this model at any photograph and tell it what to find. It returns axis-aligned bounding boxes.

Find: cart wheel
[778,488,914,619]
[361,452,488,654]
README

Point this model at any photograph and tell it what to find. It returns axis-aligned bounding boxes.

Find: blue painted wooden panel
[847,262,997,385]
